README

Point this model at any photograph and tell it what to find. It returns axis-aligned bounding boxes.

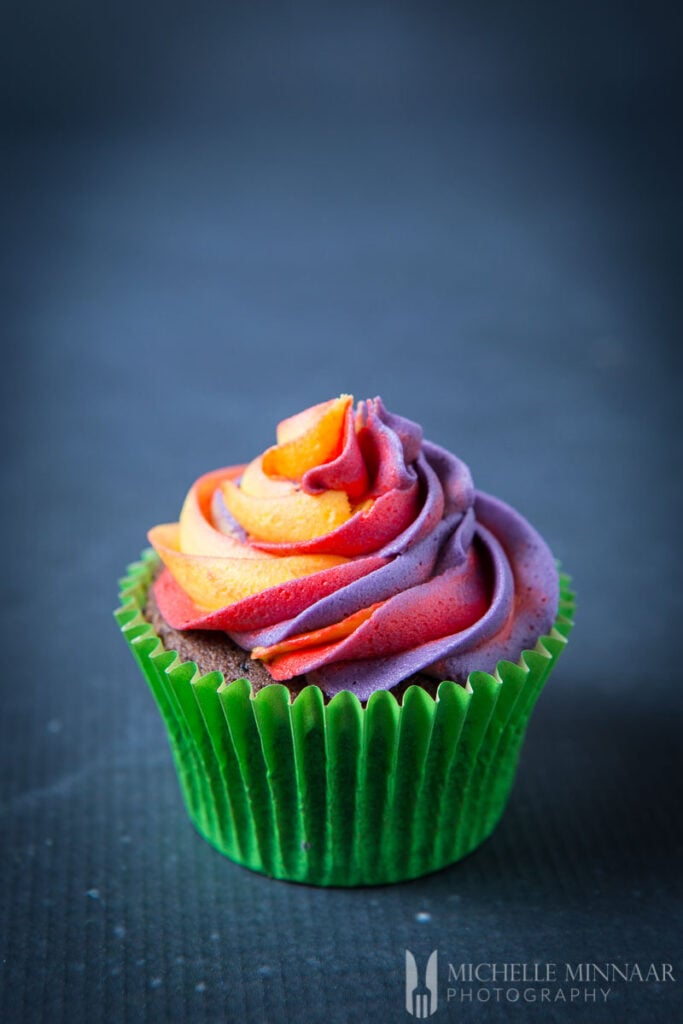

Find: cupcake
[116,395,574,885]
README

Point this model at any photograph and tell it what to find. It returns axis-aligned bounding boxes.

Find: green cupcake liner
[115,550,575,886]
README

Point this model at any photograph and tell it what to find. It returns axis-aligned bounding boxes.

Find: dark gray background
[1,2,682,1022]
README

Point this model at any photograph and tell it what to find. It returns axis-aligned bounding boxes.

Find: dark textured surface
[1,2,682,1022]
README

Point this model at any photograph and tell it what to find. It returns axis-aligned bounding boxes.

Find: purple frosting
[227,400,559,700]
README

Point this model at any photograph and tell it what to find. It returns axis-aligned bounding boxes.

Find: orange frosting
[149,396,364,612]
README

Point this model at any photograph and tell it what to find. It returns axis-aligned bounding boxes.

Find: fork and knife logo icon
[405,949,439,1017]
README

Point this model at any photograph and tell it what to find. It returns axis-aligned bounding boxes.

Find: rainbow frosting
[149,395,558,701]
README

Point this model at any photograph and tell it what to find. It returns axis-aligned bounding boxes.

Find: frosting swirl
[149,395,558,700]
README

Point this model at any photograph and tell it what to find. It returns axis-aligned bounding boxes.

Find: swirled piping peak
[148,395,559,700]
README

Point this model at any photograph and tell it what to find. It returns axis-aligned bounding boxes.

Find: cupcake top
[149,395,558,701]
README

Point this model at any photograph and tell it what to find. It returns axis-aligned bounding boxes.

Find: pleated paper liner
[115,550,575,886]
